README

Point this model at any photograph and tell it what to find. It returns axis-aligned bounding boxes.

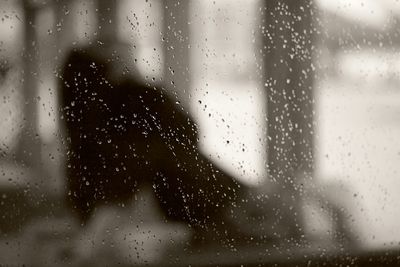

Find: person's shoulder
[64,43,111,68]
[62,46,96,75]
[64,45,91,62]
[119,79,167,99]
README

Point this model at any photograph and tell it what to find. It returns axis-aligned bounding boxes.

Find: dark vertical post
[16,0,42,172]
[262,0,315,238]
[97,0,118,42]
[54,0,74,64]
[53,0,75,195]
[162,0,191,109]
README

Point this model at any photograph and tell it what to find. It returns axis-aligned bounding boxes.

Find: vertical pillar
[97,0,118,42]
[53,0,75,195]
[54,0,74,64]
[16,0,41,172]
[262,0,315,238]
[162,0,191,110]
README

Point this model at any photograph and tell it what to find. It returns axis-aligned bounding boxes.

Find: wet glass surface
[0,0,400,266]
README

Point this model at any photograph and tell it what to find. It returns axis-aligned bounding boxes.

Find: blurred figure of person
[59,40,265,245]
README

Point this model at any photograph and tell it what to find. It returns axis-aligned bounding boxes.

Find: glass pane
[1,0,399,266]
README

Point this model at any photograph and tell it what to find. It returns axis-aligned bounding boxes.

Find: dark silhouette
[59,43,245,232]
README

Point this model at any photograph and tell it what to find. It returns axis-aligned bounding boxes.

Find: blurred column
[53,0,75,66]
[261,0,315,238]
[97,0,118,41]
[51,0,76,195]
[16,0,42,172]
[162,0,191,109]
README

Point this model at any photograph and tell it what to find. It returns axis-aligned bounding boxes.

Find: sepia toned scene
[1,0,400,266]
